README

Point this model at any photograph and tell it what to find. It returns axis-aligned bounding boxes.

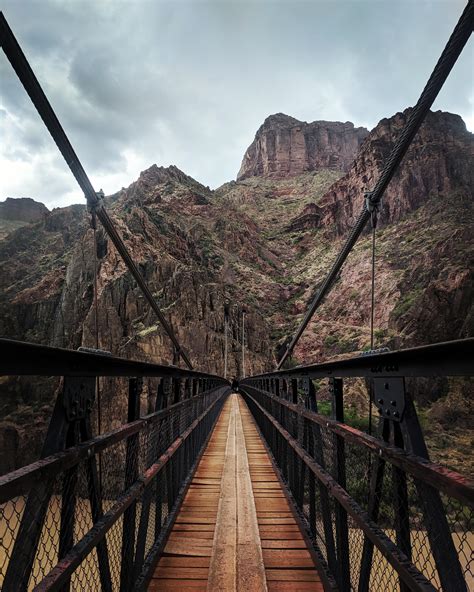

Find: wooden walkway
[149,393,324,591]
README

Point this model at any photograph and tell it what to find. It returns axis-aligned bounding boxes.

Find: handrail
[242,385,474,506]
[0,346,229,590]
[241,376,474,591]
[0,338,225,379]
[245,337,474,380]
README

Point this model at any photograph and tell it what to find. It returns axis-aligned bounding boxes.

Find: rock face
[0,197,49,222]
[0,108,472,473]
[0,197,49,240]
[237,113,369,180]
[316,110,474,234]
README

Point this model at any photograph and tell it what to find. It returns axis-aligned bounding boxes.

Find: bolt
[390,400,397,406]
[385,409,391,416]
[377,398,384,404]
[393,411,400,418]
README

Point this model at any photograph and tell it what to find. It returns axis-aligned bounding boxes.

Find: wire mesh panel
[241,378,474,592]
[0,369,228,592]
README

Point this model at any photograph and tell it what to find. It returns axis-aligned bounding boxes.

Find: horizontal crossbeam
[248,337,474,380]
[0,338,224,379]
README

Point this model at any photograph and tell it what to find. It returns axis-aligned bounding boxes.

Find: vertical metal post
[331,378,350,592]
[392,422,411,592]
[58,422,80,592]
[224,316,228,379]
[121,378,142,592]
[307,381,317,536]
[3,377,92,592]
[154,378,170,539]
[358,418,390,592]
[241,310,246,378]
[402,393,466,592]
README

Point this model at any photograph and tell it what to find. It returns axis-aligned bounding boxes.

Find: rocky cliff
[0,197,49,240]
[315,110,474,234]
[237,113,369,180]
[0,108,472,473]
[0,197,49,222]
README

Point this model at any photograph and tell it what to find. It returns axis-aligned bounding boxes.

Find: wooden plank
[149,395,325,591]
[207,396,237,590]
[149,579,207,591]
[266,569,321,582]
[261,540,308,549]
[157,557,210,568]
[237,397,324,592]
[162,543,213,557]
[235,395,268,591]
[152,567,208,579]
[267,582,324,591]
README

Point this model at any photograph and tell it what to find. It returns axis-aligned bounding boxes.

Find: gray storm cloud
[0,0,472,207]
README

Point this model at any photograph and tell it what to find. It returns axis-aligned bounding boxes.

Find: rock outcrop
[237,113,368,180]
[0,197,49,240]
[315,110,474,234]
[1,109,472,474]
[0,197,49,222]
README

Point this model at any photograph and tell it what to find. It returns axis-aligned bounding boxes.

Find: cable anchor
[364,191,379,229]
[88,189,105,227]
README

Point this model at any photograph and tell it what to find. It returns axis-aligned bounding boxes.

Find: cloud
[0,0,472,207]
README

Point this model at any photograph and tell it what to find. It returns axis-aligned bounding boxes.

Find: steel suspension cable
[277,0,474,369]
[0,12,193,370]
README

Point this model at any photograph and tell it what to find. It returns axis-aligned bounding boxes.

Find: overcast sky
[1,0,472,208]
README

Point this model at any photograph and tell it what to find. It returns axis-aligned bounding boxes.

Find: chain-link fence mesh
[242,380,473,592]
[0,378,227,591]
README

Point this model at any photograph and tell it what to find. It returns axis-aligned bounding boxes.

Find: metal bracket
[87,189,105,219]
[373,377,405,422]
[161,377,173,403]
[364,191,379,228]
[63,376,96,421]
[300,377,315,405]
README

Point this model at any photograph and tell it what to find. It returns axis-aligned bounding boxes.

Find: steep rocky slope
[0,108,472,472]
[316,110,474,234]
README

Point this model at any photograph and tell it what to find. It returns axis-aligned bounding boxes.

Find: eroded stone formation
[1,108,472,472]
[237,113,369,180]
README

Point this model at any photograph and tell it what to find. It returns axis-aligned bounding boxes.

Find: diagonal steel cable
[0,12,193,369]
[277,0,474,369]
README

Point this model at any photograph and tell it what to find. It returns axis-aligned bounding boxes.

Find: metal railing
[241,338,474,592]
[0,339,229,591]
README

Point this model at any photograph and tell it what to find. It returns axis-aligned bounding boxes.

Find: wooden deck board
[149,394,324,591]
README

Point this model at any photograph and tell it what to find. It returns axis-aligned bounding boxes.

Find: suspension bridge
[0,3,473,591]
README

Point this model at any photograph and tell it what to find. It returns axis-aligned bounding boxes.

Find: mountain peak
[261,113,301,128]
[237,114,368,181]
[137,164,195,185]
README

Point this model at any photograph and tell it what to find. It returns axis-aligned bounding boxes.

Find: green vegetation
[324,334,338,347]
[392,287,423,318]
